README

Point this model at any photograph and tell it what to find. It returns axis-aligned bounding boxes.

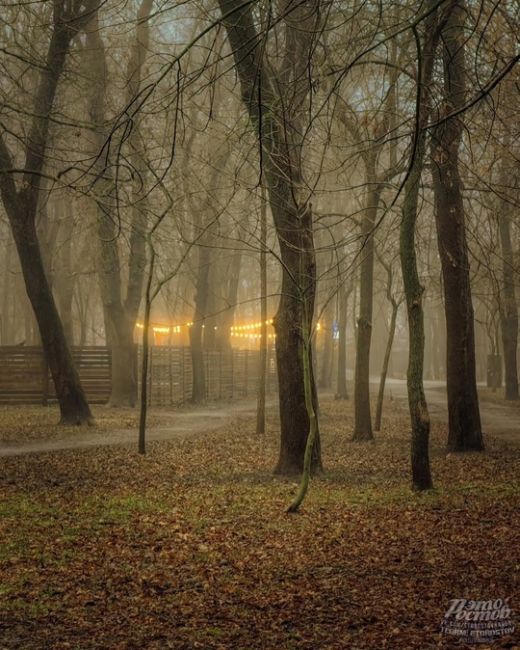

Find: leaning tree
[0,0,95,424]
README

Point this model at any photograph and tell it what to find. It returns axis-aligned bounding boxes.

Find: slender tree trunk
[190,244,210,404]
[75,288,90,348]
[336,281,349,400]
[431,0,483,452]
[86,3,151,407]
[187,142,228,391]
[319,297,334,389]
[138,248,155,455]
[399,0,441,490]
[256,187,268,434]
[352,180,381,440]
[375,304,398,431]
[215,249,242,350]
[1,236,12,344]
[287,217,321,510]
[54,197,75,343]
[497,152,519,400]
[401,161,433,489]
[287,333,318,512]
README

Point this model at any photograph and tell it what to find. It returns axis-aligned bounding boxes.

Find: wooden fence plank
[1,345,277,406]
[0,345,113,405]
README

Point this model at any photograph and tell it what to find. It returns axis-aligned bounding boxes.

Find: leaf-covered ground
[0,405,166,445]
[0,398,518,649]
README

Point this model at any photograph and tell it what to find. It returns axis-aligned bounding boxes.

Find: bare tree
[399,0,440,490]
[218,0,323,474]
[431,0,484,452]
[84,0,152,407]
[374,253,402,432]
[0,1,95,424]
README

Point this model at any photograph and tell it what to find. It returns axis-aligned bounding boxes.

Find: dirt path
[383,378,519,446]
[1,381,518,457]
[0,399,270,457]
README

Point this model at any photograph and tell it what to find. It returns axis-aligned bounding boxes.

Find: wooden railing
[0,346,111,405]
[0,345,277,406]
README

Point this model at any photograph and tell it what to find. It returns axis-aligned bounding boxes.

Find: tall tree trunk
[218,0,322,475]
[374,260,400,432]
[497,149,519,400]
[374,301,398,432]
[336,281,349,400]
[319,297,334,389]
[256,187,268,435]
[86,2,151,407]
[54,197,75,344]
[399,0,441,490]
[187,147,228,398]
[1,236,12,344]
[431,0,483,452]
[352,175,381,440]
[401,156,433,489]
[0,4,93,424]
[215,247,242,350]
[190,244,210,404]
[11,210,92,423]
[274,204,321,474]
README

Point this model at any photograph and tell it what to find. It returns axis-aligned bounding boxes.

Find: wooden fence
[0,346,111,405]
[0,345,277,406]
[138,346,278,406]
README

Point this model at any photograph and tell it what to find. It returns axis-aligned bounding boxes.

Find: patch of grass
[0,494,58,518]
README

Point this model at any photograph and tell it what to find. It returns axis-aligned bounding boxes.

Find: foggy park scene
[0,0,519,647]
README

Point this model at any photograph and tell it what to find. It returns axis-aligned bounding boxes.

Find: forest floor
[0,379,518,456]
[386,379,520,446]
[0,397,519,649]
[0,399,274,456]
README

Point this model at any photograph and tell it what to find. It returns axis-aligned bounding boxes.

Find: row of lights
[136,319,276,335]
[231,332,277,339]
[230,319,274,332]
[136,322,193,334]
[136,319,321,335]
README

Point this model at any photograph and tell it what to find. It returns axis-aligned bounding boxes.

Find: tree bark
[187,144,229,399]
[85,2,151,407]
[399,0,442,490]
[319,297,334,389]
[352,178,381,440]
[431,0,483,452]
[190,243,210,404]
[1,235,12,344]
[0,3,93,424]
[11,206,92,423]
[54,196,75,343]
[218,0,322,475]
[336,281,350,400]
[256,186,268,435]
[497,149,519,400]
[374,260,400,432]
